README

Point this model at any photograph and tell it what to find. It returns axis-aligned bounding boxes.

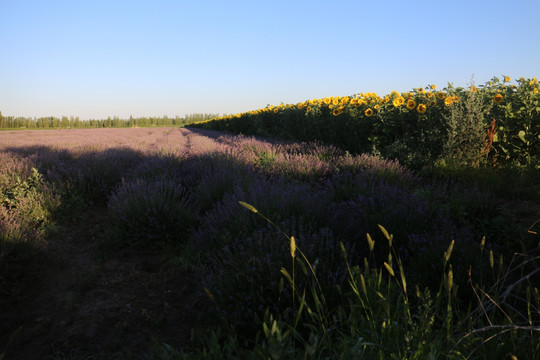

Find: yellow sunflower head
[430,84,437,90]
[332,108,341,116]
[444,97,454,106]
[417,104,427,114]
[365,108,373,117]
[406,99,416,110]
[393,96,405,107]
[469,86,478,93]
[437,91,446,100]
[504,76,511,83]
[493,93,503,103]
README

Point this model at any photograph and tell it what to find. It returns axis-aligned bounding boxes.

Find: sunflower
[365,108,373,117]
[306,106,312,112]
[437,91,446,100]
[332,108,341,116]
[444,97,454,106]
[332,98,339,106]
[493,93,503,103]
[430,84,437,90]
[323,97,331,105]
[406,99,416,110]
[469,86,478,93]
[417,104,427,114]
[504,76,511,82]
[393,96,405,107]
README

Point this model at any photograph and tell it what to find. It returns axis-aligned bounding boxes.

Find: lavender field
[1,127,538,359]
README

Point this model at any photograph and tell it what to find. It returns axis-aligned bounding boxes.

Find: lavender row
[1,127,506,330]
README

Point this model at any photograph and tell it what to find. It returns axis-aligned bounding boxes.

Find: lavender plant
[107,178,198,249]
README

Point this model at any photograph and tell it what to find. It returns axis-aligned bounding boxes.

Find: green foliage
[0,159,60,276]
[166,206,539,359]
[0,113,220,130]
[490,76,540,167]
[191,76,540,169]
[440,80,493,167]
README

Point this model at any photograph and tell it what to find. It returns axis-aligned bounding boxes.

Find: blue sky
[1,0,539,120]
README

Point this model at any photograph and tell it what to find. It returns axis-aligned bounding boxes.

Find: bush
[0,153,60,274]
[107,178,198,249]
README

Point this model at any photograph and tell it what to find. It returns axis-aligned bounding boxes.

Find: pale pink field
[1,127,188,155]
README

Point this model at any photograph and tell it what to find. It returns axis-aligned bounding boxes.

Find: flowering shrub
[107,178,199,249]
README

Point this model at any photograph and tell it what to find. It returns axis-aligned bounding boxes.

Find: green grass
[150,204,539,360]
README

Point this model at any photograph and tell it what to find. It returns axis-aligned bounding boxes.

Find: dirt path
[1,207,207,359]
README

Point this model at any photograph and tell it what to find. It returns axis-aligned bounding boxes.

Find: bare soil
[1,207,209,359]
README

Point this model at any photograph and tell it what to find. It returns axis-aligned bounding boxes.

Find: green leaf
[518,130,526,143]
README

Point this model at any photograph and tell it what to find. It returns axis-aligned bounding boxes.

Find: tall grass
[158,204,539,360]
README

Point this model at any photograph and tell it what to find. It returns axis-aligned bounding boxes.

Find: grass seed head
[289,236,296,259]
[238,201,258,213]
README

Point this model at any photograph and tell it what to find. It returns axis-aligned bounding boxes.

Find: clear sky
[1,0,539,120]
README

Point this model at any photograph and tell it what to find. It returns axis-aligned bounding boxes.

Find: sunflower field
[191,76,540,169]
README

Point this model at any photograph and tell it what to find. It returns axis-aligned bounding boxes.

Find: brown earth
[0,207,210,359]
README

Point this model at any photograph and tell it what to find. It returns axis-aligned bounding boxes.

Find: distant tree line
[0,111,219,129]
